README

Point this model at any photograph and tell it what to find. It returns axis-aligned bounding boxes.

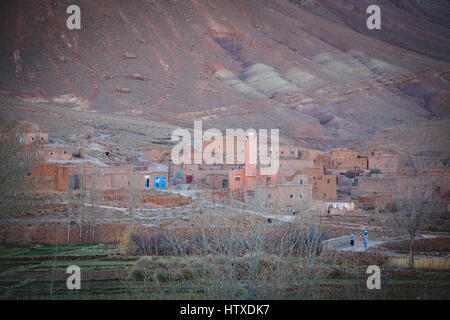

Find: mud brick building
[228,132,278,191]
[70,166,169,191]
[279,144,300,159]
[255,184,313,212]
[174,163,233,187]
[367,151,401,173]
[36,145,73,161]
[18,122,49,145]
[140,146,170,163]
[316,148,368,172]
[282,167,337,201]
[33,163,169,192]
[31,163,71,191]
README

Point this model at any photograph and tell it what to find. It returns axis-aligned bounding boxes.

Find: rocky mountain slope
[0,0,449,150]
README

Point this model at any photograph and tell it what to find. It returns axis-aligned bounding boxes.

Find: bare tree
[67,187,72,244]
[127,193,328,299]
[390,151,441,267]
[128,168,140,228]
[0,119,40,245]
[90,174,98,242]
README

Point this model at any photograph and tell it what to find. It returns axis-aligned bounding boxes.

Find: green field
[0,243,449,300]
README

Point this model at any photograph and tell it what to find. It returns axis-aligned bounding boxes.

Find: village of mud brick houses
[24,122,450,214]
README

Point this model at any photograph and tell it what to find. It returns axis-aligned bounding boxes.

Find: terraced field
[0,244,134,299]
[1,243,449,299]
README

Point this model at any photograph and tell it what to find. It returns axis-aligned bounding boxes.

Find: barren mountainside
[0,0,449,151]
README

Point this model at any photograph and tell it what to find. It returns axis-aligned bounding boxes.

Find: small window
[64,151,67,154]
[327,179,330,184]
[268,194,271,199]
[235,174,241,181]
[50,152,53,155]
[289,194,293,199]
[299,194,302,198]
[266,176,271,182]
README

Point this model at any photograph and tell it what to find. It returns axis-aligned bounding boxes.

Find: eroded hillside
[0,0,449,150]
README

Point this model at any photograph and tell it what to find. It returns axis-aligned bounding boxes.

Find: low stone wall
[388,256,450,270]
[322,236,350,249]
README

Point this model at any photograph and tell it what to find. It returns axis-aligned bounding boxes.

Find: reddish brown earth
[0,0,449,150]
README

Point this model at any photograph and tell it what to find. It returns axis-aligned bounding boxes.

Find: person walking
[349,234,355,246]
[363,230,369,248]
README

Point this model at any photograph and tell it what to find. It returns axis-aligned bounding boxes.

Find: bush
[121,223,326,257]
[369,168,382,175]
[118,226,137,255]
[123,213,333,299]
[344,169,363,179]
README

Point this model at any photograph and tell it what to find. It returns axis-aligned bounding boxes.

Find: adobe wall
[205,174,228,190]
[64,166,169,192]
[355,176,395,193]
[24,176,56,191]
[141,147,170,163]
[111,173,129,189]
[313,175,338,200]
[33,163,70,191]
[317,148,368,171]
[21,131,49,144]
[300,149,323,161]
[279,146,299,159]
[368,155,400,172]
[229,168,245,191]
[255,184,313,212]
[278,159,315,176]
[37,145,72,161]
[282,174,309,185]
[84,174,113,190]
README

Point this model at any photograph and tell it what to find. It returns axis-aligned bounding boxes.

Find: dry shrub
[125,222,326,258]
[321,249,389,267]
[118,226,137,255]
[129,256,204,281]
[124,213,332,299]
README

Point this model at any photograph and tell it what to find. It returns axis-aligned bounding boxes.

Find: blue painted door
[153,176,167,189]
